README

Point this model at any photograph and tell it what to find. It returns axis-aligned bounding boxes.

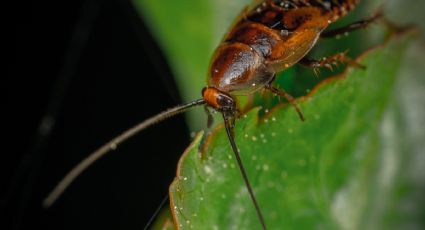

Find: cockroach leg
[380,16,414,35]
[299,0,312,7]
[300,50,365,74]
[315,0,333,13]
[266,84,305,121]
[204,106,214,129]
[321,12,382,38]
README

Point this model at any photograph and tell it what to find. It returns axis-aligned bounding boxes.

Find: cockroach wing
[219,0,269,43]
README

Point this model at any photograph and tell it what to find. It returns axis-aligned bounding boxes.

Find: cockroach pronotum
[44,0,382,229]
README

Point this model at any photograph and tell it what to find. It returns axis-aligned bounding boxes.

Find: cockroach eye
[216,93,235,111]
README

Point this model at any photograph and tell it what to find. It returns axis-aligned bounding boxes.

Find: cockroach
[44,0,381,229]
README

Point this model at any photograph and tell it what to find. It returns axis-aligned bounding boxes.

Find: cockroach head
[202,87,236,113]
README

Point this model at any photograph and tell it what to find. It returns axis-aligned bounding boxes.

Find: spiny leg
[299,51,364,75]
[204,106,214,129]
[321,11,382,38]
[265,84,305,121]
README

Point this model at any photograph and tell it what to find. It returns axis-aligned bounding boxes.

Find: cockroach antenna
[223,112,267,229]
[43,99,205,208]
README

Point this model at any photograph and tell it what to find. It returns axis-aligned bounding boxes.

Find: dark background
[4,0,190,229]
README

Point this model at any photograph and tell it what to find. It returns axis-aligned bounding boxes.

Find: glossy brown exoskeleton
[45,1,381,229]
[203,0,366,114]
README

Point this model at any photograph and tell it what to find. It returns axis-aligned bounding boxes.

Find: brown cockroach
[44,0,381,229]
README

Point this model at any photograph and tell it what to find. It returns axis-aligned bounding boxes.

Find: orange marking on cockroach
[43,1,382,229]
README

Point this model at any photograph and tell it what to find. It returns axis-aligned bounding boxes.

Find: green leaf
[150,208,175,230]
[169,30,418,229]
